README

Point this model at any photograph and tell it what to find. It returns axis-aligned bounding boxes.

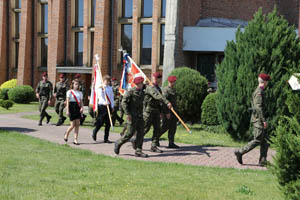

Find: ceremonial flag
[90,58,104,112]
[119,53,146,95]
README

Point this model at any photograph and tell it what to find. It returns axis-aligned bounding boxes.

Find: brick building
[0,0,299,97]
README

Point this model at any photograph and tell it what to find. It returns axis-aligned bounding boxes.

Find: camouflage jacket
[112,83,120,107]
[122,87,145,118]
[36,80,53,99]
[78,81,86,98]
[54,81,68,100]
[162,86,177,114]
[250,86,266,126]
[143,84,170,113]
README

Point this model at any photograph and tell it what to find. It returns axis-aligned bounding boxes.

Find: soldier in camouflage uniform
[54,74,68,126]
[114,76,148,157]
[74,73,87,125]
[158,75,179,148]
[135,72,172,153]
[234,73,270,166]
[35,72,53,126]
[111,77,124,126]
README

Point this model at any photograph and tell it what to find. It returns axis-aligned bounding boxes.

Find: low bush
[201,93,219,125]
[8,85,35,104]
[0,79,17,90]
[0,88,10,100]
[0,99,14,110]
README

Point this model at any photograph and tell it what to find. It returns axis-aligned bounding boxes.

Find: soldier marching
[53,73,68,126]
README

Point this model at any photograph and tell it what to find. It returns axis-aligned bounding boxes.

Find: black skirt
[69,102,81,121]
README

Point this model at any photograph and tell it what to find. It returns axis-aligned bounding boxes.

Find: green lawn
[0,102,39,114]
[0,130,282,200]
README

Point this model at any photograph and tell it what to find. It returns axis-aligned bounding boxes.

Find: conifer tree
[216,8,300,140]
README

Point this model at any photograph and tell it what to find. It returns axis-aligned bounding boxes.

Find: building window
[41,38,48,67]
[161,0,166,17]
[91,0,96,27]
[122,0,132,18]
[140,24,152,65]
[142,0,153,18]
[41,4,48,33]
[15,12,21,38]
[197,54,216,82]
[75,0,84,27]
[15,42,19,68]
[160,24,165,65]
[121,24,132,56]
[75,32,84,66]
[15,0,21,9]
[90,32,94,65]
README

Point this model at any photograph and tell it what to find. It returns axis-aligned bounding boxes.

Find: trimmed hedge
[201,93,219,125]
[8,85,35,104]
[0,99,14,110]
[0,79,17,90]
[164,67,208,122]
[0,88,10,100]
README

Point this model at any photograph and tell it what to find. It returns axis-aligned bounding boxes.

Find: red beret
[168,76,177,82]
[42,72,48,77]
[111,77,117,81]
[75,73,81,78]
[258,73,270,81]
[152,72,162,78]
[59,74,65,78]
[133,76,144,84]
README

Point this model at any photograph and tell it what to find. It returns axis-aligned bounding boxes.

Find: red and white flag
[89,56,103,112]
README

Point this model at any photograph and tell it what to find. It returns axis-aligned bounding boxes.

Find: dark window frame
[161,0,166,18]
[41,4,48,34]
[75,0,84,27]
[41,38,48,67]
[159,24,165,65]
[15,0,21,9]
[122,0,133,18]
[141,0,153,18]
[90,32,94,65]
[91,0,96,27]
[15,42,19,68]
[15,12,21,38]
[75,32,84,66]
[140,24,152,65]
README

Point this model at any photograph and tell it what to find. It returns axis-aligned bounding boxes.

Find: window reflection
[140,24,152,65]
[122,0,132,18]
[121,24,132,56]
[41,4,48,33]
[160,24,165,65]
[41,38,48,67]
[91,0,96,26]
[161,0,166,17]
[75,32,84,66]
[142,0,153,18]
[15,12,21,38]
[76,0,84,27]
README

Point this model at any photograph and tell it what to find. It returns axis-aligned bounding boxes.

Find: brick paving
[0,112,275,170]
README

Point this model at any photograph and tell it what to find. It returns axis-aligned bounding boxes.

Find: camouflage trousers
[55,99,65,120]
[143,111,161,147]
[116,117,144,152]
[239,124,269,161]
[39,96,50,122]
[158,114,178,144]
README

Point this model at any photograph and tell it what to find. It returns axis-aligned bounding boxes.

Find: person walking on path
[114,76,148,157]
[64,79,84,145]
[92,75,114,143]
[132,72,172,153]
[158,75,179,148]
[234,73,270,166]
[111,77,124,126]
[74,73,87,125]
[35,72,53,126]
[54,73,68,126]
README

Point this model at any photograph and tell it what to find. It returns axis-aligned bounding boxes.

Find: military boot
[135,151,148,158]
[46,115,52,124]
[114,141,121,155]
[168,143,180,149]
[150,146,163,153]
[56,120,63,126]
[130,139,137,150]
[62,116,67,124]
[259,157,267,166]
[234,150,243,164]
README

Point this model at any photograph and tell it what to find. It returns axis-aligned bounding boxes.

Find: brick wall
[0,1,8,84]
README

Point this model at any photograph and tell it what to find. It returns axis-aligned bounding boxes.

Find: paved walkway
[0,112,275,170]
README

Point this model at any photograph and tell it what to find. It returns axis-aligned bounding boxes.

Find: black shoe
[155,141,160,147]
[80,114,87,125]
[135,151,148,158]
[56,120,62,126]
[46,115,52,124]
[38,121,42,126]
[150,146,163,153]
[114,142,120,155]
[259,157,267,166]
[62,116,67,124]
[168,143,180,148]
[130,139,137,150]
[104,140,113,143]
[234,150,243,164]
[119,119,124,125]
[64,133,68,142]
[92,132,97,141]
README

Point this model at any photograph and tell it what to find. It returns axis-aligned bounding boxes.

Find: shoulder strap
[70,90,81,107]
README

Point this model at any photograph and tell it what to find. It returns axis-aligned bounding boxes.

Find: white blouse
[97,86,114,108]
[67,90,83,103]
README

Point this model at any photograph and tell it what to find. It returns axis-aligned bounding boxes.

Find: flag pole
[95,54,114,130]
[122,50,191,134]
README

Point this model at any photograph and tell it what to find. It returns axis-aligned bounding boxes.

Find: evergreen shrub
[0,79,17,90]
[216,8,300,140]
[0,88,10,100]
[165,67,208,122]
[201,93,219,125]
[0,99,14,110]
[8,85,35,104]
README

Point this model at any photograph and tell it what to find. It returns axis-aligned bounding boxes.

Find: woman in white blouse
[64,80,84,145]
